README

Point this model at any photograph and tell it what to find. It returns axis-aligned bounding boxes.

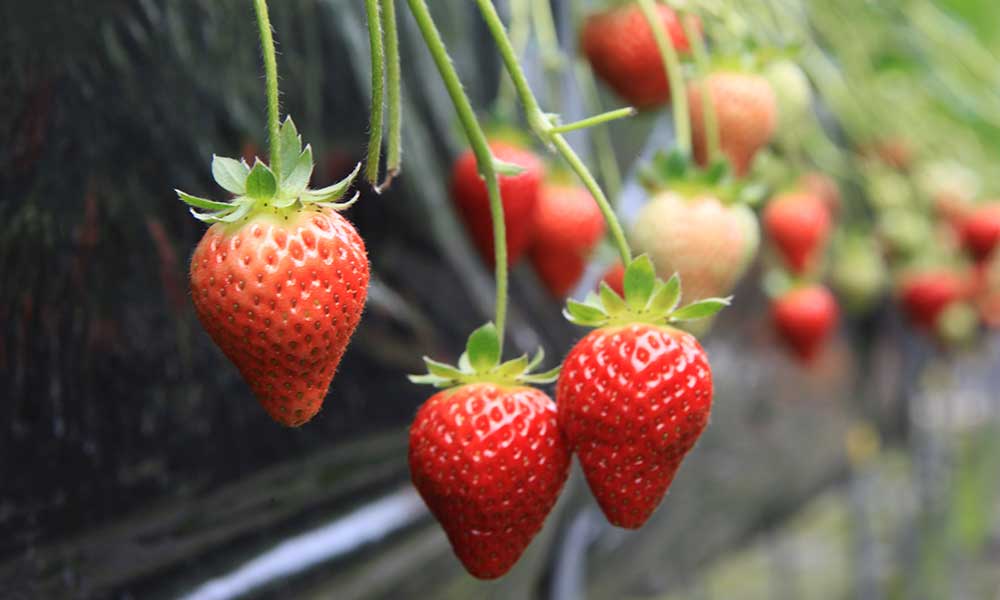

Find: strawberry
[529,184,606,297]
[689,72,777,176]
[581,3,695,109]
[408,324,568,578]
[451,141,544,267]
[960,204,1000,263]
[898,269,967,330]
[799,172,841,220]
[772,285,839,363]
[601,261,626,295]
[633,190,759,302]
[180,118,368,426]
[763,191,832,275]
[559,257,727,528]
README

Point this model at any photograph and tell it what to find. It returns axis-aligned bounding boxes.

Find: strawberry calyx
[176,117,361,224]
[409,323,560,389]
[639,150,767,206]
[564,255,730,329]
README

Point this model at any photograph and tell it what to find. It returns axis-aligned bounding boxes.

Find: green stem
[365,0,385,187]
[474,0,632,265]
[494,0,529,121]
[550,107,637,134]
[682,14,720,164]
[406,0,509,346]
[636,0,691,156]
[381,0,402,187]
[531,0,563,110]
[576,60,624,202]
[253,0,282,177]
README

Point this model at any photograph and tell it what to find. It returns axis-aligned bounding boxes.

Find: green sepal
[281,145,314,199]
[277,117,303,180]
[599,282,628,316]
[648,274,681,314]
[246,161,278,200]
[212,155,250,195]
[176,190,235,212]
[623,254,656,311]
[638,150,764,207]
[466,323,501,372]
[302,162,362,204]
[669,297,732,321]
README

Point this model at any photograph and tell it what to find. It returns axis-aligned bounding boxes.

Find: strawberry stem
[636,0,692,157]
[682,13,721,164]
[382,0,402,188]
[473,0,633,265]
[530,0,563,110]
[406,0,510,348]
[253,0,282,179]
[550,108,638,134]
[365,0,385,188]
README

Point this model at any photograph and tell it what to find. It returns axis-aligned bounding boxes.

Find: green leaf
[408,373,452,387]
[665,149,688,178]
[670,297,732,321]
[277,117,302,180]
[623,255,656,310]
[423,357,464,380]
[466,323,501,372]
[704,159,729,185]
[282,145,314,197]
[599,282,628,316]
[176,190,234,211]
[216,200,254,223]
[566,299,607,323]
[303,162,361,203]
[495,354,529,377]
[458,352,472,372]
[519,365,561,384]
[246,161,277,200]
[527,347,545,371]
[212,155,249,195]
[648,274,682,314]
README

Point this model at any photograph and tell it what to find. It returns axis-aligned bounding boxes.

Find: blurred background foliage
[1,0,1000,599]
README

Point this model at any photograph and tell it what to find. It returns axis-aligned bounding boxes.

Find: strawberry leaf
[670,297,732,321]
[565,299,607,324]
[407,373,453,387]
[495,354,529,377]
[526,347,545,371]
[623,255,656,310]
[600,282,628,316]
[246,161,277,200]
[423,357,465,380]
[519,365,561,384]
[282,145,314,197]
[303,162,361,204]
[211,155,249,195]
[648,274,682,314]
[466,323,501,372]
[176,190,234,211]
[277,117,302,180]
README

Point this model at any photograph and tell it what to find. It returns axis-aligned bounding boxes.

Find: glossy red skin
[689,72,777,176]
[899,270,967,330]
[557,324,713,529]
[409,384,570,579]
[190,209,369,427]
[601,262,626,296]
[961,204,1000,263]
[451,142,543,267]
[582,4,695,109]
[764,192,831,274]
[530,184,606,297]
[772,285,839,363]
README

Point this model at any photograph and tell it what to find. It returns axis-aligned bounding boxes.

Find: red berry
[961,204,1000,263]
[689,72,777,176]
[190,208,369,427]
[899,270,967,330]
[451,141,543,267]
[772,285,839,363]
[557,324,713,529]
[764,192,832,274]
[409,384,570,579]
[581,4,696,109]
[529,184,606,297]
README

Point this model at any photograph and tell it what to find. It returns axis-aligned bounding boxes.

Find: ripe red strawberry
[689,72,777,176]
[961,204,1000,263]
[633,190,759,302]
[180,118,369,426]
[898,269,967,330]
[581,3,696,109]
[559,257,727,528]
[601,261,625,295]
[529,184,606,297]
[408,324,568,578]
[772,285,839,363]
[452,141,544,267]
[764,191,832,274]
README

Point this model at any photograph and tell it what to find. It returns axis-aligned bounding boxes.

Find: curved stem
[474,0,632,265]
[576,60,624,202]
[253,0,282,177]
[636,0,691,157]
[494,0,529,121]
[365,0,385,187]
[406,0,509,347]
[682,14,720,164]
[381,0,402,188]
[531,0,563,110]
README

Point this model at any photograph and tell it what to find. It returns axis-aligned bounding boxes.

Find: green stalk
[365,0,386,187]
[495,0,530,121]
[576,60,624,202]
[550,108,637,134]
[253,0,282,177]
[406,0,510,346]
[636,0,691,156]
[531,0,563,110]
[381,0,402,184]
[474,0,632,265]
[682,14,720,164]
